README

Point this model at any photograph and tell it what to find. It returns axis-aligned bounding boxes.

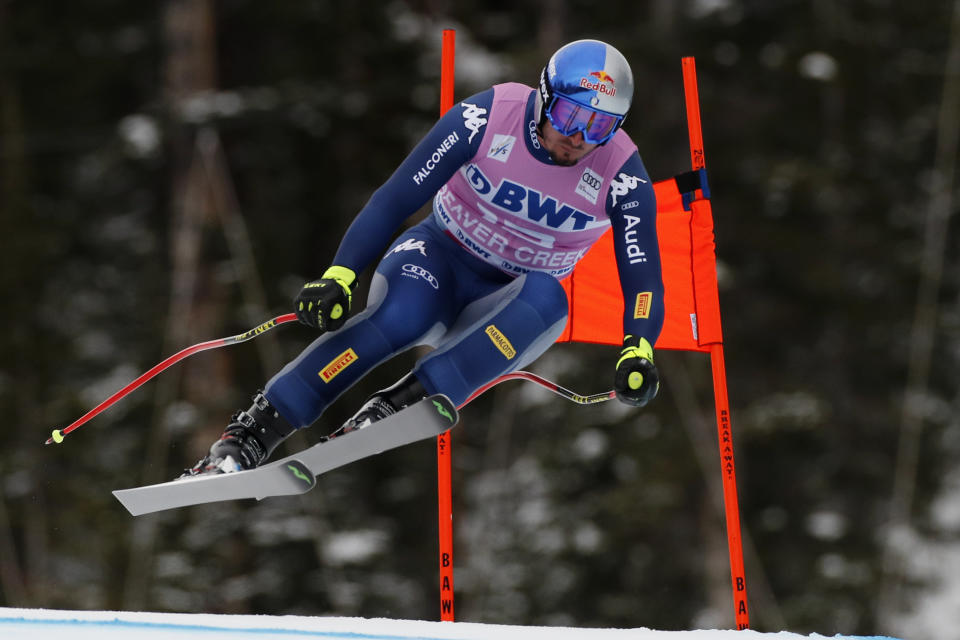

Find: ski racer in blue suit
[187,39,666,476]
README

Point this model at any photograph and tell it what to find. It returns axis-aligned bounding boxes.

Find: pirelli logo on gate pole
[319,348,358,382]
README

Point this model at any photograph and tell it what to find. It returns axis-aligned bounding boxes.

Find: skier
[187,39,665,476]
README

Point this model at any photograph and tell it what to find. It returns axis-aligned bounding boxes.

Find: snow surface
[0,607,902,640]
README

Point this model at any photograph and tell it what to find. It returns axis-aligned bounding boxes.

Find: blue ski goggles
[544,95,623,145]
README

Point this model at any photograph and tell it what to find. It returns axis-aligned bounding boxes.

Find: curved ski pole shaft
[46,313,299,445]
[459,370,616,409]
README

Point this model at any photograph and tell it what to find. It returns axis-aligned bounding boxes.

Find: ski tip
[112,489,150,516]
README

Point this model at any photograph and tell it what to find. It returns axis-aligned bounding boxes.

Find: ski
[113,394,458,516]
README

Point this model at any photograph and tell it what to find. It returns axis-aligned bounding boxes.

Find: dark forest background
[1,1,958,638]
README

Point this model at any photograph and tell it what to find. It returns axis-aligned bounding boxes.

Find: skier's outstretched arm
[606,153,664,407]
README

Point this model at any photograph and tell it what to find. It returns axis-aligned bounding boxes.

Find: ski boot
[183,391,296,476]
[327,373,427,440]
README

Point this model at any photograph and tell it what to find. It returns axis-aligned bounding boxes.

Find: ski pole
[460,370,616,409]
[46,313,299,445]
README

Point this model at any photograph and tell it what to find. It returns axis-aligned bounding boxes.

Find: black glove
[294,266,356,331]
[614,335,660,407]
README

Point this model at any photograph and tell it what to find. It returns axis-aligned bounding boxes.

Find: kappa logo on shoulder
[610,172,647,207]
[460,102,488,143]
[391,238,427,256]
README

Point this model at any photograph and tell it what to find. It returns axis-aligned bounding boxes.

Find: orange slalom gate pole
[710,343,750,628]
[682,56,750,629]
[436,28,456,622]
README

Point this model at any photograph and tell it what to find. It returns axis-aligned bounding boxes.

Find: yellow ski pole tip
[51,430,64,444]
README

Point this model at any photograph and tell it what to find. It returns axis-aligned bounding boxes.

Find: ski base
[113,395,458,516]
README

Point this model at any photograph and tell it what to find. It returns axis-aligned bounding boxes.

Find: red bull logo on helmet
[580,70,617,96]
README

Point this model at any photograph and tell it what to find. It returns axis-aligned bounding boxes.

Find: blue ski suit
[263,84,664,429]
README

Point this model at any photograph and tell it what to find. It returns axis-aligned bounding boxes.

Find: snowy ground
[0,607,902,640]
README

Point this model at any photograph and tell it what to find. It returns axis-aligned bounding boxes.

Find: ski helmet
[535,39,634,145]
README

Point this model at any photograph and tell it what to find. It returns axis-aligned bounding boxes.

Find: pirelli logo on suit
[485,325,516,360]
[634,292,653,319]
[319,348,358,382]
